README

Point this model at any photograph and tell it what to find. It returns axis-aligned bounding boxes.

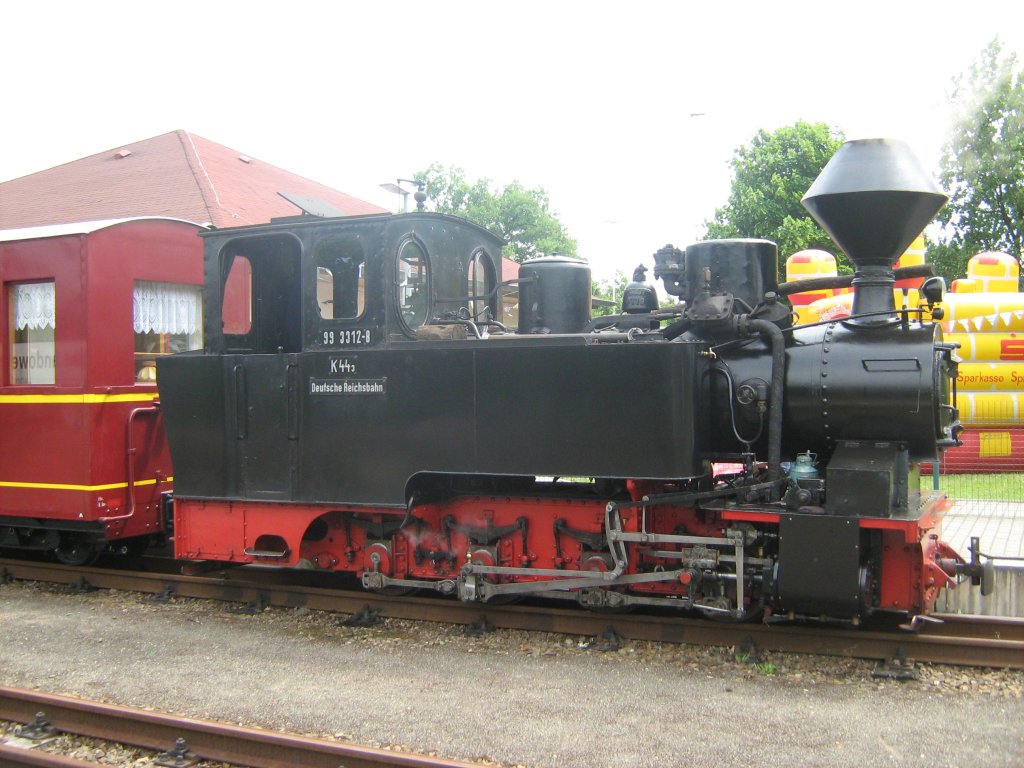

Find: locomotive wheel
[714,604,765,622]
[479,591,521,606]
[370,585,421,597]
[471,549,521,605]
[697,596,764,622]
[582,598,636,615]
[54,536,101,566]
[365,542,419,596]
[108,537,152,561]
[576,556,634,613]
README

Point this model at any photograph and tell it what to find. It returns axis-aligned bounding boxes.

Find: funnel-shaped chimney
[802,139,948,325]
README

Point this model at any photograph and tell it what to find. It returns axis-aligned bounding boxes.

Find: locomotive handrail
[776,263,936,296]
[705,308,937,355]
[605,479,779,513]
[741,316,785,480]
[97,403,162,524]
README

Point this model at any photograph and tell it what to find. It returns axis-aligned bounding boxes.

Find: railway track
[2,557,1021,670]
[0,685,485,768]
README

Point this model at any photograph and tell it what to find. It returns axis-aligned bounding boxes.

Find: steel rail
[927,613,1024,642]
[0,685,486,768]
[0,742,99,768]
[2,558,1021,669]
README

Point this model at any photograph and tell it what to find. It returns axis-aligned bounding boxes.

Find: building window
[10,281,56,385]
[397,239,429,332]
[133,281,202,382]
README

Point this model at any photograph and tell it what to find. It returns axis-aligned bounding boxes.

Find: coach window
[132,281,203,382]
[9,281,56,385]
[315,238,365,320]
[396,238,430,333]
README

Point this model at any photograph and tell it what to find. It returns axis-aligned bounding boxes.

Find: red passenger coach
[0,218,204,564]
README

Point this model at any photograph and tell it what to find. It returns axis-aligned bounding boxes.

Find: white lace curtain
[13,282,56,330]
[133,281,201,335]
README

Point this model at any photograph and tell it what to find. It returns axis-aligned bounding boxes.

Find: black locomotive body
[158,140,987,622]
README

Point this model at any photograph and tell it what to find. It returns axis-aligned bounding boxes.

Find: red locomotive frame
[174,488,958,619]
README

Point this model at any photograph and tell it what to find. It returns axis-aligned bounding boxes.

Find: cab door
[233,353,299,499]
[218,234,302,499]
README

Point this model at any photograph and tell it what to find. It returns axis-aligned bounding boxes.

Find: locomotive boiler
[157,139,990,623]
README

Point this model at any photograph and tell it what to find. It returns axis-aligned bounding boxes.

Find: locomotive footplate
[776,514,862,617]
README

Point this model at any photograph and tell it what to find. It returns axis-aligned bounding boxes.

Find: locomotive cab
[159,212,708,510]
[202,212,510,355]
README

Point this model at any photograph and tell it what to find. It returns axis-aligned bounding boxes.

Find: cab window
[223,255,252,336]
[316,238,365,320]
[467,249,495,322]
[219,234,302,354]
[396,239,429,333]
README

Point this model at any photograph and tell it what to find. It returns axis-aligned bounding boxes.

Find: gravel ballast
[0,581,1021,768]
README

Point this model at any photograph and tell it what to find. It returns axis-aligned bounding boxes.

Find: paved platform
[942,499,1024,563]
[936,499,1024,617]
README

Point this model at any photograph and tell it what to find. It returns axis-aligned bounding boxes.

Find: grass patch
[931,473,1023,501]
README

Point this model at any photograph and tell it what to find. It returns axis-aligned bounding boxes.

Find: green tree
[924,238,972,288]
[703,121,846,280]
[933,39,1024,287]
[415,163,578,263]
[591,271,629,317]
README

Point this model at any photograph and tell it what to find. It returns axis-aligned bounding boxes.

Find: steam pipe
[849,265,899,325]
[739,317,785,481]
[661,318,692,341]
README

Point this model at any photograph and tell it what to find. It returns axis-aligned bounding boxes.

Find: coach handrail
[97,403,162,523]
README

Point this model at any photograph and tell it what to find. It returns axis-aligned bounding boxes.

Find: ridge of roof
[175,130,219,226]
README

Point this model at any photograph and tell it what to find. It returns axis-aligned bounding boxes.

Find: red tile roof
[0,130,386,230]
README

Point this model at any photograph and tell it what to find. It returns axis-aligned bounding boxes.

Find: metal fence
[932,424,1024,617]
[928,424,1024,503]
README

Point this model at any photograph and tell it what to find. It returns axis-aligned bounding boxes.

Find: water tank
[684,239,778,311]
[518,257,592,334]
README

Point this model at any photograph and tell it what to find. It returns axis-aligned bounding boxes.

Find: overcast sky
[2,1,1022,280]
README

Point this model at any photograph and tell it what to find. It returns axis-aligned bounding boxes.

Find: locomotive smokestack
[801,139,948,326]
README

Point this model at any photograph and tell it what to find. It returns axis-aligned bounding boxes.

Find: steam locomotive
[150,139,993,624]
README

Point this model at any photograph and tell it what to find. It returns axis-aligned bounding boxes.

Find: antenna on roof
[277,192,345,218]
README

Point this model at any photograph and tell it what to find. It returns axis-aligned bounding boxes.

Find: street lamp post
[379,178,426,213]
